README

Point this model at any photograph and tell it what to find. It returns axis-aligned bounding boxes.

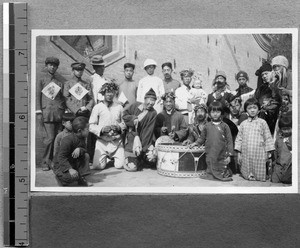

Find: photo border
[30,28,298,194]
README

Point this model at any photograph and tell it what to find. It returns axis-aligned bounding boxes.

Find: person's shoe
[78,177,93,187]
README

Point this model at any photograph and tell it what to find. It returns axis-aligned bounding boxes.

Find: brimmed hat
[45,57,60,66]
[271,55,289,69]
[90,55,105,66]
[236,70,249,81]
[144,59,157,69]
[71,62,86,70]
[144,88,157,100]
[255,62,272,76]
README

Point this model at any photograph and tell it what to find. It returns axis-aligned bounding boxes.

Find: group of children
[37,54,293,186]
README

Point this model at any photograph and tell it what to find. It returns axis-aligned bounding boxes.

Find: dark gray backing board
[0,0,299,247]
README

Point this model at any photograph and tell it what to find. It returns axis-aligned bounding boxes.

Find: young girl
[235,98,275,181]
[189,101,234,181]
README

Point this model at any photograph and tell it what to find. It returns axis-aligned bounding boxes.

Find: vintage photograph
[30,29,298,193]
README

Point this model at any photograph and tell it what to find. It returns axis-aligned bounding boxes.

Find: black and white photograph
[31,29,298,193]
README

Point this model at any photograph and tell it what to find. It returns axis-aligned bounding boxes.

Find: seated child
[189,101,234,181]
[271,116,292,184]
[53,116,93,186]
[53,112,76,162]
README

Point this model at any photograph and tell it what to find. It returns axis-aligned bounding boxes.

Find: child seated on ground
[271,116,292,184]
[189,101,234,181]
[53,116,93,186]
[235,98,275,182]
[52,112,76,163]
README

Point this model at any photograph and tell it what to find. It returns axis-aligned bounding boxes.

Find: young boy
[137,59,165,113]
[53,112,76,160]
[189,101,234,181]
[118,63,138,109]
[53,116,93,186]
[161,62,181,93]
[271,116,292,184]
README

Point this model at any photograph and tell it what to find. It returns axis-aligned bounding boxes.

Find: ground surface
[35,166,288,188]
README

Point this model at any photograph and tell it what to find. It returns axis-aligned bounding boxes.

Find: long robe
[235,117,275,181]
[154,109,188,142]
[196,122,234,178]
[123,102,157,153]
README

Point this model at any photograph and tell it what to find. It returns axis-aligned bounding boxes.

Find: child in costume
[189,101,234,181]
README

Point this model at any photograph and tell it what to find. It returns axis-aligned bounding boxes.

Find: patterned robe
[235,117,275,181]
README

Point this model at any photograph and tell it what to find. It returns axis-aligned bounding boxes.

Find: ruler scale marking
[3,3,29,247]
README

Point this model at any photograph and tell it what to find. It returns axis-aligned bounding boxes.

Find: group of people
[36,54,293,186]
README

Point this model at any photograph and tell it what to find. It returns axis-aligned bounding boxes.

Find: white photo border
[30,28,298,194]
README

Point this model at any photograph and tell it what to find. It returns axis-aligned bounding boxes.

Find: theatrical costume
[154,109,188,142]
[89,102,126,169]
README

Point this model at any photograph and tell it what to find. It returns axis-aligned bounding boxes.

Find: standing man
[63,62,94,117]
[254,62,280,135]
[234,71,253,97]
[36,57,66,171]
[161,62,181,93]
[175,69,196,124]
[118,63,138,109]
[206,71,234,115]
[89,82,126,170]
[137,58,165,113]
[90,55,108,104]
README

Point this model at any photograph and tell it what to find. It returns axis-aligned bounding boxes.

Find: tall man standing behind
[90,55,108,104]
[137,58,165,113]
[161,62,181,93]
[63,62,94,117]
[36,57,66,171]
[118,63,138,109]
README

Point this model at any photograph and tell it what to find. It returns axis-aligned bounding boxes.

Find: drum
[156,143,206,178]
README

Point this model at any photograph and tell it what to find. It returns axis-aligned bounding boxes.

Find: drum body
[156,143,206,178]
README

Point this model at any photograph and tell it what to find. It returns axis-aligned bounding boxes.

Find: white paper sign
[41,81,61,100]
[69,83,89,101]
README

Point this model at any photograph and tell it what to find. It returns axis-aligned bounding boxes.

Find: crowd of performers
[36,54,293,186]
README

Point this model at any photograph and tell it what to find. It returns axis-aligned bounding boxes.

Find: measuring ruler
[3,2,29,246]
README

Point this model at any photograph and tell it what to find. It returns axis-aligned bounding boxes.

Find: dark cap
[215,70,227,80]
[90,55,105,66]
[144,88,157,100]
[236,70,249,80]
[71,62,86,70]
[45,57,60,66]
